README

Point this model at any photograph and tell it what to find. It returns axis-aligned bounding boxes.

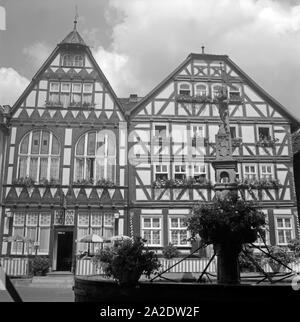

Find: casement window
[275,216,294,245]
[259,164,274,181]
[195,83,208,96]
[141,216,162,246]
[18,130,60,183]
[48,82,93,107]
[212,84,224,99]
[191,124,205,139]
[169,217,189,246]
[243,164,257,181]
[74,131,116,183]
[258,126,271,141]
[228,85,241,100]
[178,83,192,96]
[11,212,51,255]
[174,164,187,180]
[77,212,114,254]
[254,213,269,246]
[49,82,60,104]
[154,164,169,180]
[192,164,206,181]
[62,54,84,67]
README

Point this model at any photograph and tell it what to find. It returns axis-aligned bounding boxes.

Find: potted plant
[187,192,266,284]
[30,256,51,276]
[92,237,160,287]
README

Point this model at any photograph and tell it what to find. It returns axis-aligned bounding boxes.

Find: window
[174,164,186,180]
[18,130,60,183]
[74,131,116,183]
[77,212,114,254]
[192,164,206,181]
[258,126,271,140]
[49,82,60,104]
[230,126,237,139]
[212,84,224,99]
[178,83,191,96]
[255,213,269,246]
[191,125,205,139]
[169,217,189,246]
[11,212,51,255]
[154,164,169,180]
[48,82,93,107]
[195,83,207,96]
[243,164,257,181]
[141,216,162,246]
[154,124,168,139]
[260,164,274,181]
[62,54,84,67]
[275,216,294,245]
[228,85,241,100]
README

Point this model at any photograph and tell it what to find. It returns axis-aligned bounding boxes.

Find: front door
[56,231,73,271]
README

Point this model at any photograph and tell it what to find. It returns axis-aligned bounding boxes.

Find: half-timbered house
[128,53,300,255]
[0,25,127,271]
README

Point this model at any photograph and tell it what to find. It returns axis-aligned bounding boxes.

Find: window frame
[274,215,295,245]
[194,83,208,97]
[242,163,258,181]
[154,163,169,181]
[257,125,272,141]
[141,215,163,247]
[178,82,192,96]
[168,216,190,247]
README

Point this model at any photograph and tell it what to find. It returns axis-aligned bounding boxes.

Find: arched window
[178,83,192,96]
[63,54,73,67]
[74,131,116,183]
[195,83,208,96]
[18,130,60,183]
[220,171,230,183]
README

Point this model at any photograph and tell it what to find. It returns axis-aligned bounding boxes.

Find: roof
[129,53,300,132]
[119,97,143,112]
[59,28,87,47]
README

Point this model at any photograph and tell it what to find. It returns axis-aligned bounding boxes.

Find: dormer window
[62,54,84,67]
[229,85,241,100]
[178,83,191,96]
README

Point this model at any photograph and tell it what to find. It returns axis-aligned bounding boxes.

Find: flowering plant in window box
[152,177,212,189]
[176,94,211,104]
[72,178,94,186]
[45,100,63,108]
[92,237,161,286]
[69,101,82,108]
[236,178,281,189]
[13,176,36,187]
[82,102,95,108]
[256,135,279,148]
[39,177,60,186]
[96,178,115,188]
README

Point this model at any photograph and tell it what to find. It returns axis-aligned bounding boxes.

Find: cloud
[23,42,52,69]
[90,0,300,118]
[0,68,29,106]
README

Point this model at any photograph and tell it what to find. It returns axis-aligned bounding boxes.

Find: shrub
[92,237,161,286]
[30,256,50,276]
[162,243,180,259]
[263,246,295,272]
[187,193,266,245]
[288,239,300,257]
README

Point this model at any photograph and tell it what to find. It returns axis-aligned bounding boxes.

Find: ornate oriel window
[18,130,60,183]
[74,131,116,183]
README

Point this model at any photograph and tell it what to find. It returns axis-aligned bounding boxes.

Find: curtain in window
[77,228,89,253]
[18,157,28,178]
[75,158,84,181]
[29,157,38,181]
[49,93,60,103]
[25,227,37,255]
[11,227,24,255]
[20,135,29,154]
[50,157,59,180]
[39,157,48,181]
[87,132,96,155]
[95,158,104,181]
[61,93,70,108]
[82,94,92,104]
[76,137,85,155]
[31,131,40,154]
[40,131,50,154]
[38,227,50,254]
[72,93,81,103]
[107,160,115,181]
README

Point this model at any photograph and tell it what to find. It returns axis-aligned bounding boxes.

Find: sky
[1,0,300,120]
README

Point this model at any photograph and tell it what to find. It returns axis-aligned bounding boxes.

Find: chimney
[129,94,138,102]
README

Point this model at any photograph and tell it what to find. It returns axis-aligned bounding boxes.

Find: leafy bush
[263,246,295,272]
[30,256,50,276]
[238,246,263,272]
[288,239,300,257]
[92,237,161,286]
[162,243,180,259]
[187,193,266,245]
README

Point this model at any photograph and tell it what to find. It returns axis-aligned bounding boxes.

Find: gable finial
[74,5,79,30]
